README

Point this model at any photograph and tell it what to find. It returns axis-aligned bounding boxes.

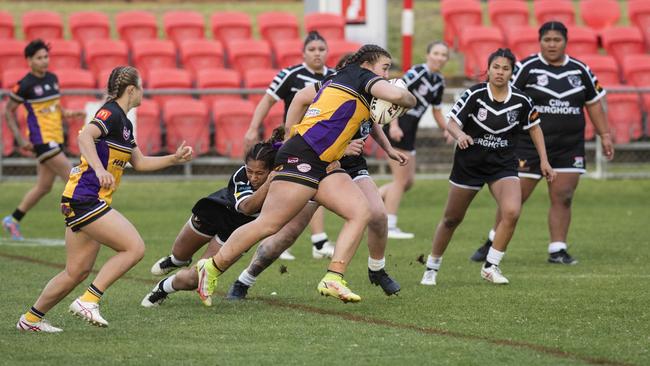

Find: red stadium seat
[1,101,15,156]
[132,40,177,83]
[180,39,225,80]
[304,12,345,40]
[164,98,210,155]
[534,0,576,26]
[147,68,193,107]
[488,0,530,39]
[2,68,29,89]
[629,0,650,50]
[196,68,242,107]
[69,11,110,46]
[227,39,272,76]
[460,26,505,79]
[22,11,63,40]
[566,26,599,56]
[134,99,162,155]
[601,27,645,67]
[257,12,299,43]
[213,99,255,157]
[441,0,482,49]
[210,11,252,46]
[0,11,14,39]
[243,68,279,105]
[0,40,27,71]
[622,54,650,87]
[577,54,620,85]
[47,39,82,71]
[263,102,284,139]
[84,39,129,78]
[63,97,99,156]
[163,11,205,48]
[507,26,538,60]
[271,38,304,69]
[56,68,97,108]
[605,90,643,143]
[580,0,620,34]
[96,69,112,92]
[326,39,361,67]
[116,11,158,49]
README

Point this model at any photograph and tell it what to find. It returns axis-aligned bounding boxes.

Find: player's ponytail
[339,44,391,70]
[303,31,327,51]
[106,66,140,102]
[245,126,285,171]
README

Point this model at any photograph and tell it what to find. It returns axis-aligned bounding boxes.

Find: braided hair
[336,44,391,71]
[244,126,285,170]
[106,66,140,102]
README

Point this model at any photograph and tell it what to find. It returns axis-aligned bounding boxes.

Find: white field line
[0,237,65,247]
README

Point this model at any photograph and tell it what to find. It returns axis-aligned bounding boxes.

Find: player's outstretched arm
[370,123,408,166]
[369,80,416,108]
[244,94,277,153]
[130,141,193,172]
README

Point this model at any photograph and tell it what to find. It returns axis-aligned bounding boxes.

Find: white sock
[426,255,442,271]
[162,275,177,293]
[387,214,397,229]
[311,232,328,244]
[488,229,496,242]
[238,270,257,287]
[548,241,567,253]
[486,247,505,266]
[170,254,188,266]
[368,257,385,271]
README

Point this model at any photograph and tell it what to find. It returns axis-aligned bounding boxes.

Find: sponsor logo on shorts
[518,159,530,172]
[573,156,584,168]
[60,203,73,217]
[34,85,43,96]
[357,169,369,176]
[477,108,488,121]
[288,157,299,164]
[274,164,283,171]
[568,75,582,88]
[326,160,341,173]
[536,74,548,86]
[297,163,312,173]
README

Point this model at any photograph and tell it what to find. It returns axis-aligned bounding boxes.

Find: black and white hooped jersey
[205,166,259,217]
[512,53,605,149]
[448,82,540,168]
[401,64,445,120]
[267,63,333,120]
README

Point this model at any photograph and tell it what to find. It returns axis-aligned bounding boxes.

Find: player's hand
[388,148,409,166]
[540,160,556,182]
[174,141,194,163]
[389,123,403,142]
[600,133,615,161]
[344,139,364,157]
[94,168,115,190]
[18,139,34,156]
[443,130,455,144]
[243,128,260,153]
[456,133,474,149]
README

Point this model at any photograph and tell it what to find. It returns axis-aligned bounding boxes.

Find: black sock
[484,238,493,247]
[12,209,25,222]
[327,269,343,277]
[313,239,327,250]
[484,261,494,268]
[426,267,438,272]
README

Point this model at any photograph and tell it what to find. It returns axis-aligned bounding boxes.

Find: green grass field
[0,178,648,365]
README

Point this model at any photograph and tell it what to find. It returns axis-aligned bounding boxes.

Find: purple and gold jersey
[291,64,382,162]
[62,101,137,205]
[9,72,63,145]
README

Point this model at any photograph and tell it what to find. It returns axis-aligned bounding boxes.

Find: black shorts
[34,142,63,163]
[340,155,370,180]
[384,114,419,152]
[273,134,345,189]
[517,144,586,179]
[190,197,254,243]
[61,197,112,232]
[449,162,519,190]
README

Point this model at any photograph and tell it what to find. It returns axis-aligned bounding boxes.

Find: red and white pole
[402,0,414,73]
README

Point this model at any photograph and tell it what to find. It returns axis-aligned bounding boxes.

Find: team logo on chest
[123,127,130,140]
[477,108,488,121]
[568,75,582,88]
[536,74,549,86]
[34,85,44,96]
[417,83,429,96]
[506,110,519,125]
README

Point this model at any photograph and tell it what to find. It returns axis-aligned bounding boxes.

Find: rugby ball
[369,78,408,125]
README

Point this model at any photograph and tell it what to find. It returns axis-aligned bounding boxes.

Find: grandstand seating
[69,11,111,46]
[565,26,599,56]
[134,99,162,155]
[2,68,28,89]
[96,69,112,91]
[243,68,278,105]
[601,27,645,67]
[84,39,129,78]
[441,0,482,49]
[460,26,505,78]
[213,99,255,157]
[271,38,304,69]
[210,11,252,46]
[326,39,361,67]
[580,0,620,34]
[577,54,620,85]
[629,0,650,50]
[132,40,177,83]
[22,11,63,40]
[147,68,193,107]
[507,26,538,60]
[55,68,96,107]
[227,39,272,75]
[163,11,205,48]
[258,12,300,43]
[62,97,94,156]
[0,40,28,73]
[534,0,576,26]
[116,11,158,49]
[487,0,530,40]
[180,39,225,80]
[606,92,643,143]
[196,68,242,107]
[622,54,650,87]
[47,39,82,71]
[164,98,210,155]
[0,11,14,39]
[304,12,345,40]
[263,102,284,139]
[1,100,14,157]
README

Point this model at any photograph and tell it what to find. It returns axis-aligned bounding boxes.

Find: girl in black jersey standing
[421,49,556,286]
